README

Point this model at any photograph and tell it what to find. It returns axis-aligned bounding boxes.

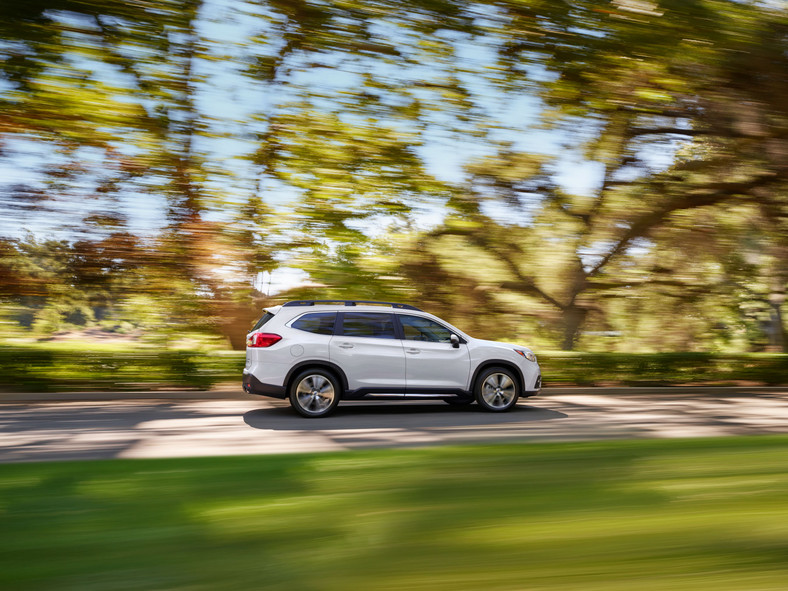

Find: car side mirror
[450,334,460,348]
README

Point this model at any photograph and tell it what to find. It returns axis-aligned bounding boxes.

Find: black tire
[474,366,519,412]
[288,369,341,418]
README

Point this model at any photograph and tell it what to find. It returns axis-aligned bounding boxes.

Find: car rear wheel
[475,367,519,412]
[289,370,341,418]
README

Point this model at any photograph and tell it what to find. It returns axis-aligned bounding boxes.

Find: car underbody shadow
[243,400,567,432]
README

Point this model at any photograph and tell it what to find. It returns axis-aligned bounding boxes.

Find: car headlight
[514,349,537,363]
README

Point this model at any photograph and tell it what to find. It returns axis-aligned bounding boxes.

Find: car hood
[472,338,535,354]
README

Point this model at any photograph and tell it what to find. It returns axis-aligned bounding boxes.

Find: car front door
[329,312,407,393]
[396,314,471,393]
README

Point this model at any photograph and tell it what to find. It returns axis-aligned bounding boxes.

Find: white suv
[242,300,541,417]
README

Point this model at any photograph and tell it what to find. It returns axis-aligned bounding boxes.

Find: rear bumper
[242,373,287,399]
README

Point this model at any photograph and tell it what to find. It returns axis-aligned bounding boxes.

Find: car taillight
[246,333,282,348]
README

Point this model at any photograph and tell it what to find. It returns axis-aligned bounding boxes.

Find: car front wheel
[475,367,519,412]
[289,370,341,418]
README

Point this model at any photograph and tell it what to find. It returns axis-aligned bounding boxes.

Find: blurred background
[2,5,788,590]
[1,0,786,390]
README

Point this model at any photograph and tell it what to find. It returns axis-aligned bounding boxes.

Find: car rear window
[292,312,336,335]
[251,311,275,331]
[341,312,396,339]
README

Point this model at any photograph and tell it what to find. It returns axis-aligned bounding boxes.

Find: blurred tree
[579,202,787,352]
[0,0,281,347]
[244,0,485,297]
[408,0,788,349]
[1,0,786,352]
[0,233,149,333]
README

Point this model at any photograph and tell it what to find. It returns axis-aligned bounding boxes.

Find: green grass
[2,437,788,590]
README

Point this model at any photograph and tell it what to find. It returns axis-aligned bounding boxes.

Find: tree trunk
[766,292,786,353]
[561,306,587,351]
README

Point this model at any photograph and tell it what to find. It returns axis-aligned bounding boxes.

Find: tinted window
[341,312,396,339]
[292,312,336,335]
[251,312,274,331]
[399,314,453,343]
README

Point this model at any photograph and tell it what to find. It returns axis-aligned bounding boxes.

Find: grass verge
[1,437,788,590]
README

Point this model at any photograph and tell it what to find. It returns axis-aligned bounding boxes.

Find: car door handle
[406,348,420,354]
[338,342,354,349]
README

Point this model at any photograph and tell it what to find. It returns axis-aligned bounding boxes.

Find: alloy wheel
[294,374,336,415]
[481,372,517,409]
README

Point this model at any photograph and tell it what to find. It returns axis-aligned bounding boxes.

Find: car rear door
[329,312,407,393]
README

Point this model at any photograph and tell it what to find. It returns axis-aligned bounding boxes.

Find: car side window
[399,315,453,343]
[341,312,397,339]
[292,312,336,335]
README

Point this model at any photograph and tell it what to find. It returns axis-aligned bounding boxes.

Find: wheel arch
[284,360,348,397]
[471,360,525,394]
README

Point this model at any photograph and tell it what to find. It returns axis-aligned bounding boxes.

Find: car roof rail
[282,300,422,311]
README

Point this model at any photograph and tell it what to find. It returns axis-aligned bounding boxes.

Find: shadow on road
[0,401,229,462]
[4,389,788,462]
[243,401,568,432]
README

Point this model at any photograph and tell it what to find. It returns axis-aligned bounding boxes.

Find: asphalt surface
[1,387,787,463]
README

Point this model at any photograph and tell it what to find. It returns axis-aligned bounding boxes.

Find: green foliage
[1,0,786,352]
[540,352,788,387]
[1,345,786,392]
[2,438,788,590]
[0,346,244,392]
[432,0,788,349]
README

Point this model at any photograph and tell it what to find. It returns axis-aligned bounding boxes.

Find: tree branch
[587,173,783,278]
[429,222,566,311]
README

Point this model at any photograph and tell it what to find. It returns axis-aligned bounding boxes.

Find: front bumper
[523,373,541,398]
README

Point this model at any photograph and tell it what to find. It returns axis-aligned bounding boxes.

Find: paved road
[1,387,788,463]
